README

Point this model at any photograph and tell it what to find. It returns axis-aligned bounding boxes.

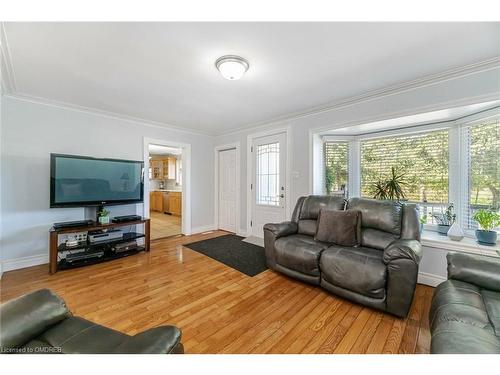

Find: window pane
[464,118,500,230]
[360,130,449,222]
[324,142,349,197]
[256,142,280,206]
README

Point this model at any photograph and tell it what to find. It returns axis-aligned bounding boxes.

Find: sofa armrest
[0,289,71,350]
[263,221,298,239]
[447,252,500,292]
[383,241,422,317]
[113,326,183,354]
[383,239,422,265]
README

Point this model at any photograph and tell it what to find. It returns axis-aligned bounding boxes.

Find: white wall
[1,64,499,278]
[0,91,3,276]
[214,65,500,284]
[0,96,215,270]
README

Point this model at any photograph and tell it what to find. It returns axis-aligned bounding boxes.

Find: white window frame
[323,136,354,197]
[320,106,500,235]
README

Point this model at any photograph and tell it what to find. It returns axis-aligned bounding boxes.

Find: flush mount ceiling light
[215,55,249,80]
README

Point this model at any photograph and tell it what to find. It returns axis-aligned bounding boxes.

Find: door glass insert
[256,142,280,206]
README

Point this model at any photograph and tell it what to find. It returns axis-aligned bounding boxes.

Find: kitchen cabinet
[151,156,177,180]
[151,160,162,180]
[150,191,163,212]
[150,191,181,215]
[167,157,176,180]
[162,192,170,212]
[169,192,182,216]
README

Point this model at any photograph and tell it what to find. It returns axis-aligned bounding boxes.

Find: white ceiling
[148,144,182,155]
[3,22,500,135]
[328,100,500,135]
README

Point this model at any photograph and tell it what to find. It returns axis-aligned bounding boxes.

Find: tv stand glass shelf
[49,218,150,274]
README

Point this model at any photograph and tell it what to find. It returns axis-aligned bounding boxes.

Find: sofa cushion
[299,195,346,220]
[38,316,129,354]
[315,209,361,246]
[297,219,318,236]
[275,234,330,276]
[429,279,500,353]
[429,280,492,332]
[320,245,386,299]
[482,290,500,336]
[360,228,399,250]
[431,320,500,354]
[347,198,403,235]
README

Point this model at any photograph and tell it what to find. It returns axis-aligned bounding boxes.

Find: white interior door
[251,133,287,237]
[218,148,237,233]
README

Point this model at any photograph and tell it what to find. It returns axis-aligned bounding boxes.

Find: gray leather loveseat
[264,196,422,318]
[430,252,500,353]
[0,289,183,354]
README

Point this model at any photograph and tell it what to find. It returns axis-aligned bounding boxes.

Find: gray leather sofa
[430,252,500,353]
[0,289,183,354]
[264,196,422,318]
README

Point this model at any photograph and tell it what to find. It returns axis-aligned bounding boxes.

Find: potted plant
[419,215,427,234]
[98,207,110,225]
[371,167,407,201]
[472,209,500,246]
[431,203,456,236]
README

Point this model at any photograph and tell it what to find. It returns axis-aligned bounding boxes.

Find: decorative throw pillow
[314,209,361,246]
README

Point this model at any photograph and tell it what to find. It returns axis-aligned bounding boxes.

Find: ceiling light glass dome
[215,55,249,80]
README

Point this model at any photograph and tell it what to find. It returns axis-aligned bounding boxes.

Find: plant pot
[475,230,497,246]
[98,216,110,225]
[437,224,450,236]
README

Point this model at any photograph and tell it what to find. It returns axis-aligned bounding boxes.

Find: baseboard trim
[237,229,249,237]
[191,224,217,234]
[418,271,446,287]
[2,254,49,273]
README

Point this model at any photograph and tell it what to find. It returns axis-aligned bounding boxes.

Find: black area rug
[184,234,267,277]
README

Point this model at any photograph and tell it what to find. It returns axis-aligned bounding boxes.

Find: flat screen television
[50,153,144,208]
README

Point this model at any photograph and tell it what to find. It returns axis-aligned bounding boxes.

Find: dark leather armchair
[430,252,500,353]
[0,289,184,354]
[264,196,422,318]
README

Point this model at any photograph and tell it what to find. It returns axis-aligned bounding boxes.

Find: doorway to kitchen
[147,143,183,240]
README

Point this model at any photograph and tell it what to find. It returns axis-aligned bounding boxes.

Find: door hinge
[251,146,253,152]
[250,183,253,190]
[250,220,253,226]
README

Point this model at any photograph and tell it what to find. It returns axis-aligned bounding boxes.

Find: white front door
[251,133,287,238]
[218,148,237,233]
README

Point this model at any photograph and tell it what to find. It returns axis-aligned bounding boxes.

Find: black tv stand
[49,218,150,274]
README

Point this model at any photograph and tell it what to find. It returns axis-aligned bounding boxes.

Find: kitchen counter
[152,189,182,192]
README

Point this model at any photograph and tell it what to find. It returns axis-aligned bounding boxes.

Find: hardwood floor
[0,230,433,354]
[150,211,181,240]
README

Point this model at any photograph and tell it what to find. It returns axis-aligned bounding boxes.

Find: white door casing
[143,137,191,235]
[251,132,287,238]
[218,148,237,232]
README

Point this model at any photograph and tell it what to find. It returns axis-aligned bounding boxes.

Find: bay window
[320,110,500,234]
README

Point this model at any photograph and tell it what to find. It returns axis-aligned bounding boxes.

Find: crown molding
[4,93,214,137]
[220,56,500,137]
[0,22,17,94]
[3,22,499,139]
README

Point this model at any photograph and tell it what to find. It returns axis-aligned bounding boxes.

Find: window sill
[421,230,500,257]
